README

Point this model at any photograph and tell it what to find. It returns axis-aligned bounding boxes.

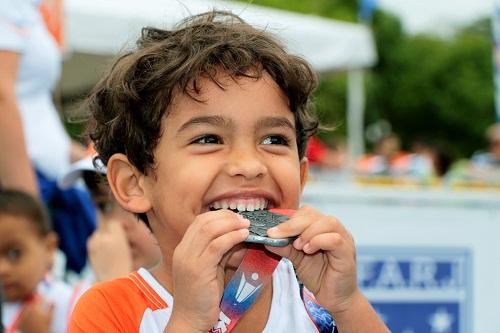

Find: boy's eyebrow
[256,116,295,131]
[176,115,295,133]
[177,115,232,133]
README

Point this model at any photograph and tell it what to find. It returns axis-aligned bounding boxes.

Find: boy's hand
[167,210,250,332]
[265,205,357,316]
[87,218,133,282]
[18,297,54,333]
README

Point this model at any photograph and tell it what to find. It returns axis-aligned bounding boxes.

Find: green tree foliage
[235,1,495,159]
[369,12,494,158]
[242,0,358,21]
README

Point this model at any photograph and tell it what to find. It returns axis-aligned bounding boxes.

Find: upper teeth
[210,198,268,212]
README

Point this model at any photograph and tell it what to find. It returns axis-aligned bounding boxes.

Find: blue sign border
[357,246,473,333]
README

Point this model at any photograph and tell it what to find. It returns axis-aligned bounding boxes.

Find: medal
[240,209,296,247]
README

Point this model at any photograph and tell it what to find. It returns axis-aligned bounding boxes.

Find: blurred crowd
[0,1,162,332]
[307,124,500,187]
[1,0,500,332]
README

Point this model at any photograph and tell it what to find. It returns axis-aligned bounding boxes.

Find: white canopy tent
[63,0,377,161]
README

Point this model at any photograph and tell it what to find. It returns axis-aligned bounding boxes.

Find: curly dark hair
[85,11,319,223]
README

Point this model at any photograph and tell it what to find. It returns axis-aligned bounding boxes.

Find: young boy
[0,190,74,333]
[70,11,389,333]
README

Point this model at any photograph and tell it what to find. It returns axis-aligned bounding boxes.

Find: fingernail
[293,237,303,249]
[303,242,311,252]
[268,226,278,235]
[237,214,250,224]
[239,228,249,236]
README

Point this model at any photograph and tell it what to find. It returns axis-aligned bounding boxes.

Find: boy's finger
[302,233,352,260]
[105,219,126,234]
[266,212,317,238]
[191,216,249,255]
[201,228,249,266]
[292,217,344,250]
[294,205,321,217]
[181,211,249,257]
[184,210,239,239]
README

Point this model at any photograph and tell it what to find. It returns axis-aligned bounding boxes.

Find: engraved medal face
[239,210,294,247]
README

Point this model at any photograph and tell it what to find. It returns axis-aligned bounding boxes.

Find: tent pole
[347,69,366,169]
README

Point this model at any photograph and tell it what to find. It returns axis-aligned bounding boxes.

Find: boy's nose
[224,148,268,180]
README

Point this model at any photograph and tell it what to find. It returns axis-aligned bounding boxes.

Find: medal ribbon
[210,209,294,333]
[210,245,280,333]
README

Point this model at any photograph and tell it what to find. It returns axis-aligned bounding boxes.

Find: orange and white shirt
[70,260,329,332]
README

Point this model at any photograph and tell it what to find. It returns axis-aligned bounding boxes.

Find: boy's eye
[6,248,22,262]
[261,135,289,146]
[192,135,222,145]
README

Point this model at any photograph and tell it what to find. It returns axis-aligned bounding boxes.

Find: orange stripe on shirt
[69,272,169,333]
[129,272,167,310]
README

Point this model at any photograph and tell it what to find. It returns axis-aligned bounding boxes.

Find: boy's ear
[106,153,151,215]
[299,157,309,193]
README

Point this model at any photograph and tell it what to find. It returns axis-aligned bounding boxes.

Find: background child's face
[141,72,308,265]
[120,216,162,270]
[94,184,161,270]
[0,214,56,301]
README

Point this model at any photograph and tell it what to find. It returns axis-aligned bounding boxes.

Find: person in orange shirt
[69,11,389,333]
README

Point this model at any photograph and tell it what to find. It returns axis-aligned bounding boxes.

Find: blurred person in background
[0,0,96,275]
[356,133,435,180]
[59,152,161,285]
[411,139,453,177]
[0,0,85,193]
[306,136,346,170]
[445,123,500,185]
[355,133,406,175]
[0,190,76,333]
[471,123,500,169]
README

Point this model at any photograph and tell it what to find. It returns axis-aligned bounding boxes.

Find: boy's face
[141,72,308,267]
[0,214,56,301]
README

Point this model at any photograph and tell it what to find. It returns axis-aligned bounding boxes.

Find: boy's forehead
[167,71,290,118]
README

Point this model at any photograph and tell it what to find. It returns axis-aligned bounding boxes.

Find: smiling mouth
[209,198,270,213]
